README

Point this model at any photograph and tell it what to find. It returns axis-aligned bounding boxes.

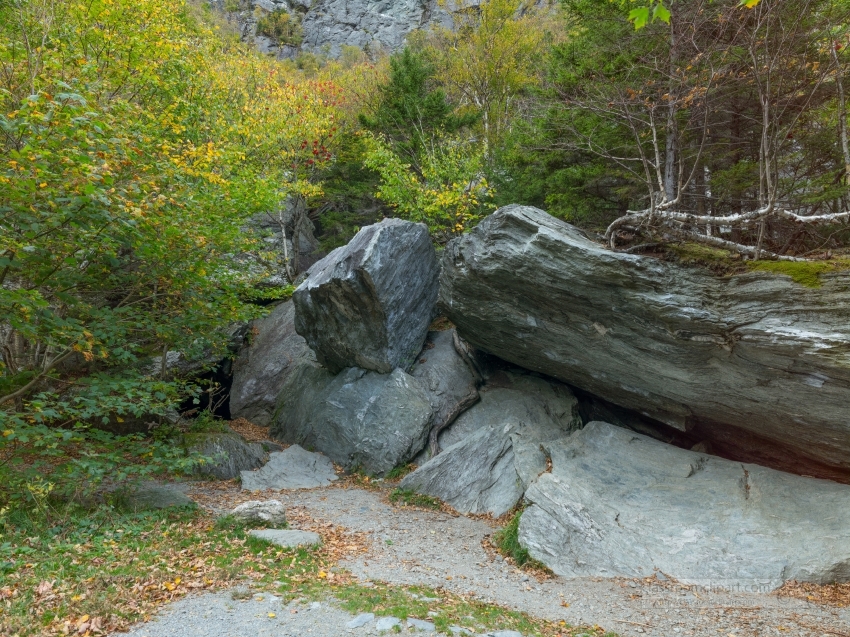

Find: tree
[430,0,553,153]
[358,47,477,172]
[518,0,850,259]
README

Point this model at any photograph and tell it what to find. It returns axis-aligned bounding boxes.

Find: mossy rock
[748,258,850,288]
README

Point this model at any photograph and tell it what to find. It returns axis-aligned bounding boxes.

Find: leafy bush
[256,10,304,46]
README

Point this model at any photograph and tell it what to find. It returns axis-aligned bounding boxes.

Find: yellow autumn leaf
[268,613,276,618]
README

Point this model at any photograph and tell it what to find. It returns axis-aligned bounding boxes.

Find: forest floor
[117,478,850,637]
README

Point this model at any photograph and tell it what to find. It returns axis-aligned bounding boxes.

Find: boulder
[401,371,581,515]
[249,529,322,548]
[439,204,850,479]
[240,444,338,490]
[401,426,521,517]
[423,370,581,469]
[230,301,314,427]
[519,422,850,589]
[231,500,288,525]
[272,366,433,476]
[409,329,479,456]
[188,431,267,480]
[293,218,439,374]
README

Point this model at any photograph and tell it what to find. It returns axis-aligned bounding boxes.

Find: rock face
[439,204,850,479]
[293,218,439,374]
[230,301,313,427]
[272,366,433,475]
[409,329,479,455]
[401,371,581,515]
[519,422,850,589]
[189,431,267,480]
[240,444,338,490]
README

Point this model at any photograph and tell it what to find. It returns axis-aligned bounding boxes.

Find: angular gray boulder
[401,372,581,515]
[440,204,850,479]
[293,218,439,374]
[240,444,338,490]
[230,300,313,427]
[401,426,521,517]
[249,529,322,548]
[272,366,433,475]
[519,422,850,589]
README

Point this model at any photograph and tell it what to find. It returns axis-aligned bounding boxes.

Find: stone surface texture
[401,371,580,515]
[248,529,322,548]
[230,301,314,427]
[240,445,338,491]
[409,329,479,452]
[519,421,850,590]
[230,500,288,525]
[293,218,439,374]
[439,204,850,478]
[188,431,267,480]
[272,366,433,476]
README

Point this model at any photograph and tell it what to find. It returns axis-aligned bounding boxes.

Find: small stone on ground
[248,529,321,548]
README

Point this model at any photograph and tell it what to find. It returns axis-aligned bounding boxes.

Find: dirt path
[180,482,850,637]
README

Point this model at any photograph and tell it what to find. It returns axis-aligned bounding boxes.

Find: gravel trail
[117,483,850,637]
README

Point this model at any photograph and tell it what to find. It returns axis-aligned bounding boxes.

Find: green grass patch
[492,510,550,572]
[747,258,850,287]
[388,488,442,510]
[384,464,416,481]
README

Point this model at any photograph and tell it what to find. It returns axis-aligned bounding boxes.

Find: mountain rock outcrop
[439,205,850,479]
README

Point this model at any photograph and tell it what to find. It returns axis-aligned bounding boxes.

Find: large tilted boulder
[519,422,850,589]
[440,205,850,478]
[293,218,439,374]
[401,371,581,515]
[230,301,313,427]
[271,364,433,475]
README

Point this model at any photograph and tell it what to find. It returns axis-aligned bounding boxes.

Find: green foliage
[359,48,479,168]
[256,9,304,47]
[363,132,493,242]
[387,488,442,510]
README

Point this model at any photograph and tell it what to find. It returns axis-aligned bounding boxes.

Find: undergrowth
[492,510,550,572]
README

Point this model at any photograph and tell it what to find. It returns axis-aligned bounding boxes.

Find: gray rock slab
[188,431,266,480]
[375,616,401,631]
[230,300,314,427]
[346,613,375,628]
[439,204,850,478]
[407,618,436,632]
[240,444,338,491]
[231,500,287,525]
[401,426,522,517]
[485,632,524,637]
[249,529,322,548]
[293,218,438,374]
[519,421,850,589]
[272,367,432,476]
